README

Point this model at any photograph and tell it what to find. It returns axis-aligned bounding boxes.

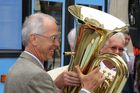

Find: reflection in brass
[64,5,129,93]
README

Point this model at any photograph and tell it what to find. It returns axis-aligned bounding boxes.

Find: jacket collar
[19,51,44,69]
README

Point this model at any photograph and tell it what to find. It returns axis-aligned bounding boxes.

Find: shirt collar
[24,51,44,69]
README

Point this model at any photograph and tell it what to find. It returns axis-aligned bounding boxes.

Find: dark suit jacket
[4,52,56,93]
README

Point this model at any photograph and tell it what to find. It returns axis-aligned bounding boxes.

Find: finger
[64,77,80,86]
[65,81,80,86]
[98,75,105,85]
[63,71,80,83]
[93,67,100,73]
[68,71,79,78]
[89,67,100,75]
[74,65,83,79]
[64,73,80,83]
[68,76,80,82]
[64,71,79,80]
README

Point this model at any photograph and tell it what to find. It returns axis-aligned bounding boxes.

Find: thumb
[75,65,83,79]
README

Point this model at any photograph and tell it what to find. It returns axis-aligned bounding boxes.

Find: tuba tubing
[90,53,129,93]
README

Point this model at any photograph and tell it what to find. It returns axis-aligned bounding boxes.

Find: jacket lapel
[19,52,44,69]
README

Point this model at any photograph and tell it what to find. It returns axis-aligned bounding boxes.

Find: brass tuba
[64,5,129,93]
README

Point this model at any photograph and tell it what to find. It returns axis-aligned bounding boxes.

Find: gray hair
[104,32,125,47]
[22,12,56,46]
[67,28,76,51]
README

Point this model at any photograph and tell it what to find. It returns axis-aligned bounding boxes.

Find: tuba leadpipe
[63,52,75,56]
[64,5,129,93]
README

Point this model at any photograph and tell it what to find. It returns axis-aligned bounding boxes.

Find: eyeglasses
[110,46,124,52]
[35,34,60,43]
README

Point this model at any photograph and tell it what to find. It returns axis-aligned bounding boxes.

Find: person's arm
[75,66,105,93]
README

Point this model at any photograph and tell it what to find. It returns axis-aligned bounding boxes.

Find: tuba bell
[64,5,129,93]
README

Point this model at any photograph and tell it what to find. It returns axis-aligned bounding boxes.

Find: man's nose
[55,40,60,48]
[114,49,121,56]
[112,48,119,54]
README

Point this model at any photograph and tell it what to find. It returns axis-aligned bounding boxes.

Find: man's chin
[46,56,53,60]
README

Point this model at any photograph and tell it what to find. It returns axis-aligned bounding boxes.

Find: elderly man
[100,32,134,93]
[4,13,104,93]
[100,32,125,69]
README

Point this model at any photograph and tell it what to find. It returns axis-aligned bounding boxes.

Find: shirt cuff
[80,88,91,93]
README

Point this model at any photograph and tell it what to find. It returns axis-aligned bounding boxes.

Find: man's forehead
[45,30,59,36]
[109,38,124,46]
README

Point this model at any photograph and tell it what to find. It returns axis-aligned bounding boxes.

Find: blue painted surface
[44,0,64,3]
[0,58,17,93]
[75,0,105,11]
[0,0,22,93]
[0,0,22,50]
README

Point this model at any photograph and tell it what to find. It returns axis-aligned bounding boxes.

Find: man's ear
[30,34,38,46]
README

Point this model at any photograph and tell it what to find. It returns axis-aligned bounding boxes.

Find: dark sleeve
[27,72,56,93]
